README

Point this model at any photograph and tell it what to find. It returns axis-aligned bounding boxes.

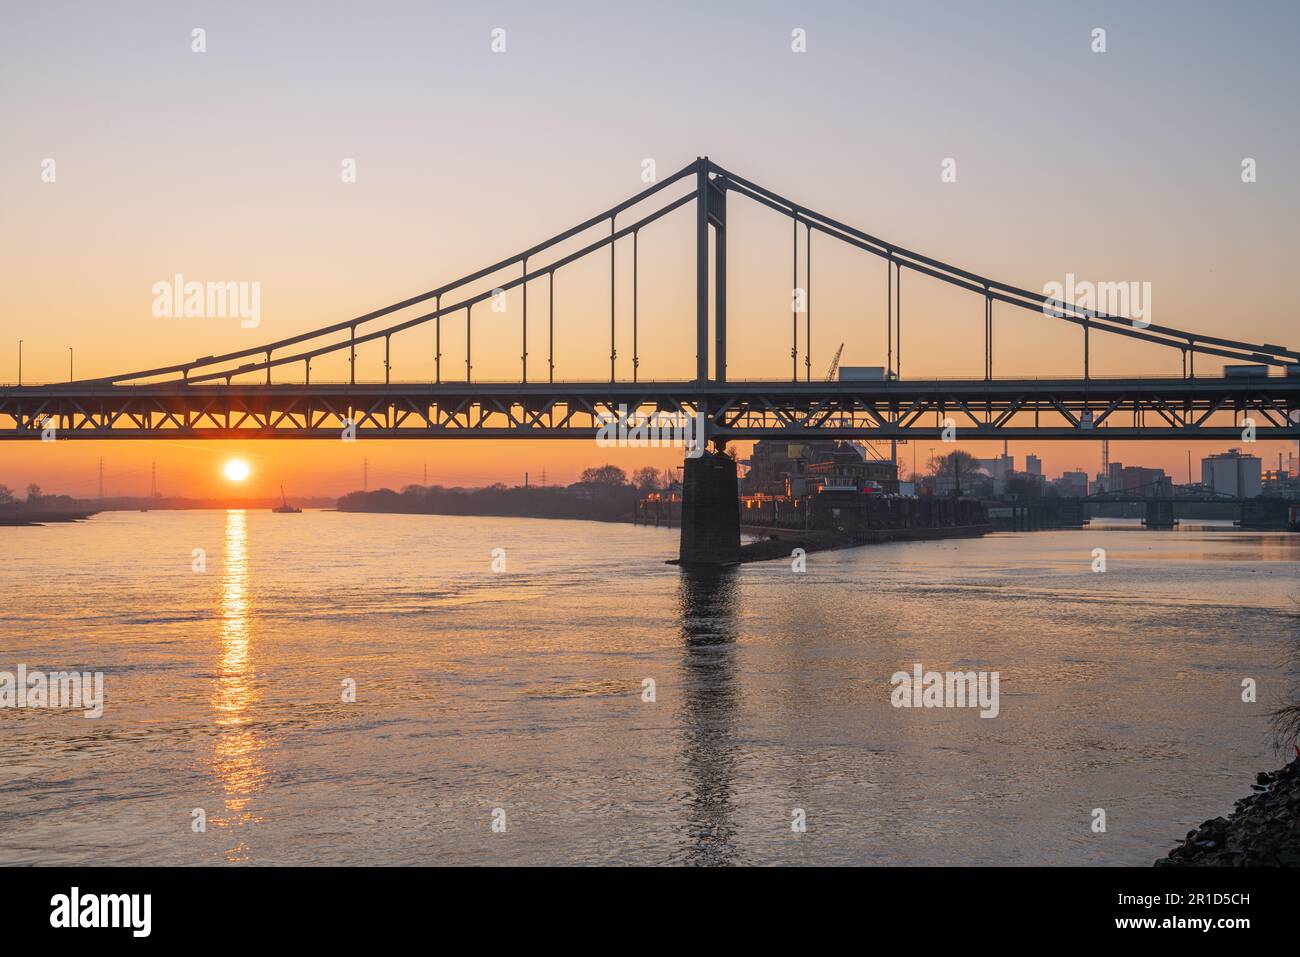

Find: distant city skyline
[5,439,1292,503]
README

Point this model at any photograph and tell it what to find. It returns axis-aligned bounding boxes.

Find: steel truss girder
[1,378,1297,441]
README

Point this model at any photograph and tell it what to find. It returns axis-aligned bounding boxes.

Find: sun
[223,459,251,482]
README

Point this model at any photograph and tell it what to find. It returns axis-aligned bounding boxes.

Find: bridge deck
[2,376,1297,440]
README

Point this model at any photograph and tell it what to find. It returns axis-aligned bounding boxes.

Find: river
[2,511,1297,865]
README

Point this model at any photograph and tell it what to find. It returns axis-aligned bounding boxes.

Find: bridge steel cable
[24,156,1300,402]
[707,161,1300,373]
[805,223,812,382]
[174,190,696,387]
[610,216,616,384]
[896,261,902,379]
[514,261,520,384]
[791,212,799,382]
[87,160,703,387]
[632,229,640,384]
[1083,310,1089,382]
[983,287,992,381]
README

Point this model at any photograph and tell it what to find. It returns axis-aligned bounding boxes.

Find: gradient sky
[2,0,1298,498]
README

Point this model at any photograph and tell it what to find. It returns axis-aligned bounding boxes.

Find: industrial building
[743,439,898,498]
[1201,449,1262,498]
[1102,463,1171,495]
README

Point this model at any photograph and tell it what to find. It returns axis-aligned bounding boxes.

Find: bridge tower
[678,159,741,565]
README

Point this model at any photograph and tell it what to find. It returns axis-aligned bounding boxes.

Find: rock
[1155,756,1300,867]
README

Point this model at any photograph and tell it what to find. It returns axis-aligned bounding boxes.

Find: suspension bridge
[3,157,1298,444]
[4,157,1297,561]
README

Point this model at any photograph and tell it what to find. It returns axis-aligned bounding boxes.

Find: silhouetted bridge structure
[4,158,1298,561]
[1083,479,1248,505]
[988,481,1292,531]
[1082,480,1288,529]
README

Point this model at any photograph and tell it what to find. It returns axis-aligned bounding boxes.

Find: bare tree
[631,466,661,491]
[926,451,986,497]
[579,465,627,486]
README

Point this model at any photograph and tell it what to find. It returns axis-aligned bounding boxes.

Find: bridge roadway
[2,374,1298,441]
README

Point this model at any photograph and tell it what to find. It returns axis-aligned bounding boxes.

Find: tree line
[336,464,675,522]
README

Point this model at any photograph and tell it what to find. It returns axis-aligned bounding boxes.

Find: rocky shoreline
[732,523,993,564]
[666,523,994,566]
[1155,753,1300,866]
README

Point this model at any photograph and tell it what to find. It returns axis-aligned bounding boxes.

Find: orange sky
[3,3,1297,497]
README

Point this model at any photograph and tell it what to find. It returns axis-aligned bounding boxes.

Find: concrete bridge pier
[1143,498,1176,529]
[678,445,741,566]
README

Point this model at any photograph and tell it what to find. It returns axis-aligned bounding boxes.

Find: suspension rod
[633,230,639,384]
[896,262,902,379]
[887,253,893,377]
[792,212,799,382]
[522,257,528,384]
[610,217,616,384]
[805,223,812,382]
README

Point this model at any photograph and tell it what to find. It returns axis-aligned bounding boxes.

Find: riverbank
[737,523,993,563]
[1155,753,1300,866]
[0,509,98,526]
[665,522,994,564]
[338,484,638,523]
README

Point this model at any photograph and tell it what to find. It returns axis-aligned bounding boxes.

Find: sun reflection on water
[209,509,268,862]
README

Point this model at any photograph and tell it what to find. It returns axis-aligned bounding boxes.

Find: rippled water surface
[2,510,1297,865]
